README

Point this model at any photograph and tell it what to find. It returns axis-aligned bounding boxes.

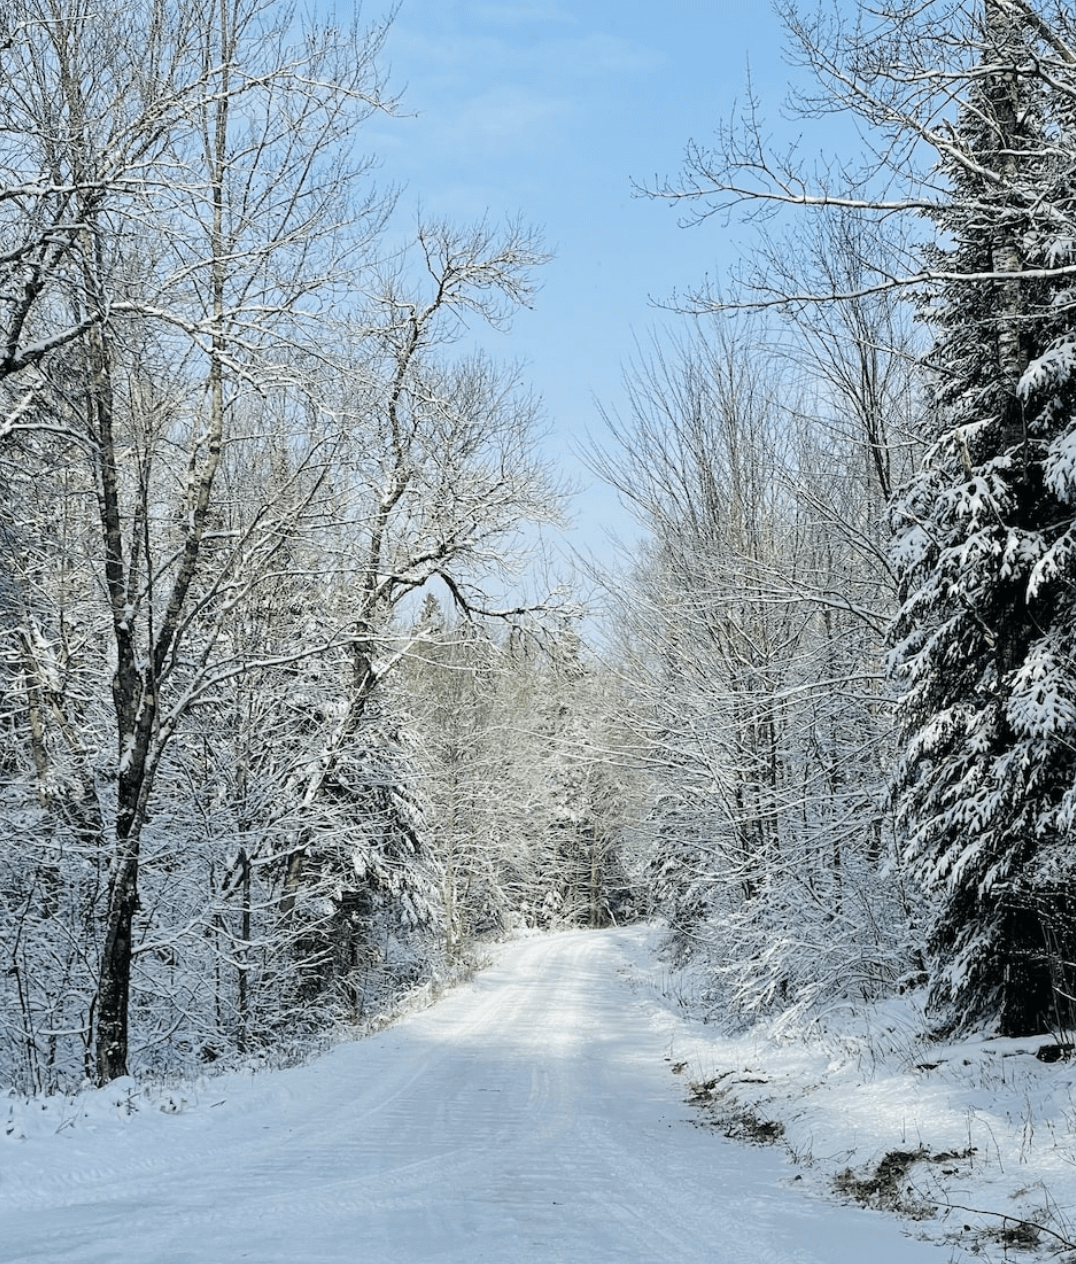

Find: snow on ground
[615,929,1076,1262]
[0,927,954,1264]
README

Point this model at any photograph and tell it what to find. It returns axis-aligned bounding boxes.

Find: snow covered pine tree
[891,0,1076,1036]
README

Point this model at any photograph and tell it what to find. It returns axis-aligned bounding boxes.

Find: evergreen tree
[890,1,1076,1035]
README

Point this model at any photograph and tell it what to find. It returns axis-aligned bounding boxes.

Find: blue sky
[356,0,798,563]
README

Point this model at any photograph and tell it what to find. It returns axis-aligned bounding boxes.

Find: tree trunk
[94,835,139,1082]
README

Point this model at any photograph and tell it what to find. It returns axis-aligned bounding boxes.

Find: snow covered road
[2,928,950,1263]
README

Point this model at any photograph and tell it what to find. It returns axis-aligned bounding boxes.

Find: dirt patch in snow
[833,1146,974,1218]
[683,1069,786,1144]
[619,924,1076,1262]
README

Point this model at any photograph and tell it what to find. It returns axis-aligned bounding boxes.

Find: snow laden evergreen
[890,2,1076,1035]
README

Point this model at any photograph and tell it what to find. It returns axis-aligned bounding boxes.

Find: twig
[944,1200,1076,1251]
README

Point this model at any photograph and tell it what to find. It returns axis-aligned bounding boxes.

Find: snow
[1007,643,1076,739]
[626,931,1076,1261]
[1045,430,1076,502]
[0,928,952,1264]
[1019,339,1076,402]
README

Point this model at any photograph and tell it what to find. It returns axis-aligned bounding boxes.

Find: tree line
[0,0,636,1094]
[606,0,1076,1043]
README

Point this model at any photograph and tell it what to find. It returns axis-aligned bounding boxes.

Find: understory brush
[2,937,495,1130]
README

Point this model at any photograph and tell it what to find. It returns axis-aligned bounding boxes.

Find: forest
[3,0,1076,1099]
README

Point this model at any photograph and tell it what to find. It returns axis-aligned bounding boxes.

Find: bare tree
[590,313,918,1016]
[273,217,568,913]
[2,0,395,1083]
[635,0,1076,1033]
[0,3,584,1090]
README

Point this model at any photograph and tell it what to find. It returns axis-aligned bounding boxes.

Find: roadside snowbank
[617,928,1076,1260]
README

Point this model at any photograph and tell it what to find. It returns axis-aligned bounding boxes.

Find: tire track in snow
[1,928,951,1264]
